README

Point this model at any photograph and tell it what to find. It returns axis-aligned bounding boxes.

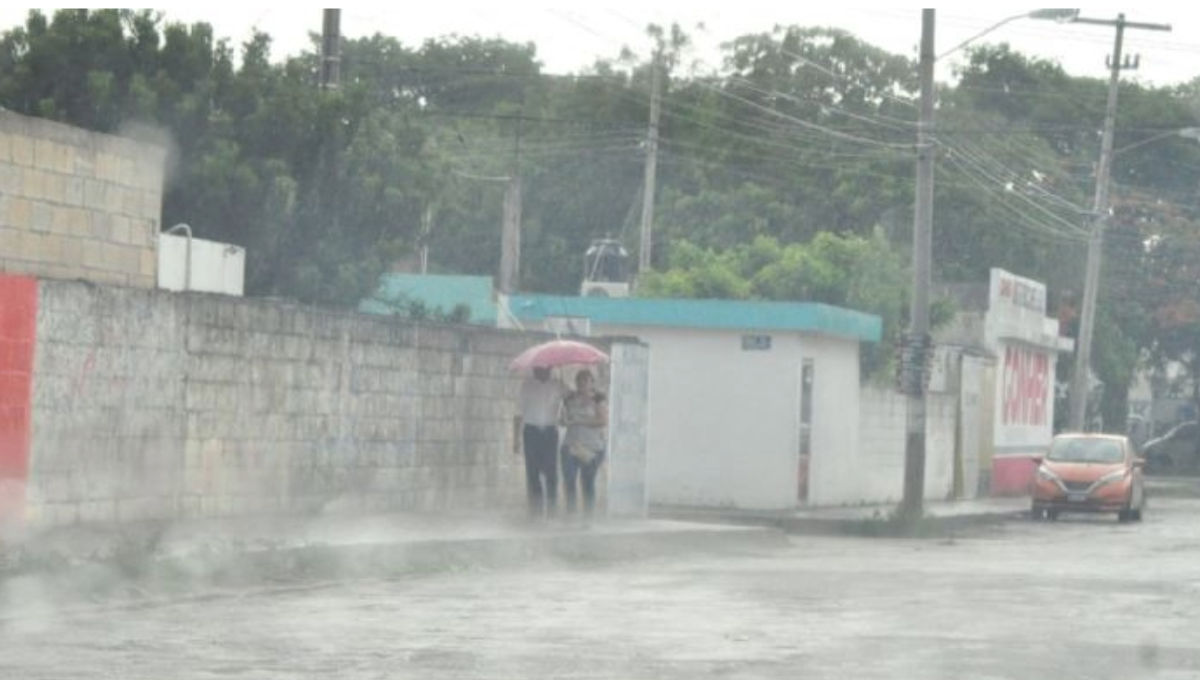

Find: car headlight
[1094,469,1128,488]
[1036,467,1059,483]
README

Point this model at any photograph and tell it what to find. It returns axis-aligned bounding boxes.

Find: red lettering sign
[1002,346,1049,426]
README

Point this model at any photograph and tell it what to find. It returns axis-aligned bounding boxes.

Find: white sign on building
[986,269,1066,452]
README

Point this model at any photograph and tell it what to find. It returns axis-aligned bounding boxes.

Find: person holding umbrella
[516,365,568,521]
[511,339,609,523]
[560,369,608,526]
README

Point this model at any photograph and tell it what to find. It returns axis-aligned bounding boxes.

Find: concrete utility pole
[498,109,524,294]
[638,52,662,278]
[320,9,341,90]
[419,205,433,275]
[1066,14,1171,432]
[499,177,522,293]
[899,9,936,523]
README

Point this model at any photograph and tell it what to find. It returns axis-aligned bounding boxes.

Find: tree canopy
[4,10,1200,406]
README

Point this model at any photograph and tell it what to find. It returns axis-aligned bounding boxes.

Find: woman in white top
[560,369,608,524]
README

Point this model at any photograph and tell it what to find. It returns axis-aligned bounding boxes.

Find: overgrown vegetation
[4,10,1200,403]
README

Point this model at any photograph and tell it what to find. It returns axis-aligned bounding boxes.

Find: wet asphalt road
[3,496,1200,680]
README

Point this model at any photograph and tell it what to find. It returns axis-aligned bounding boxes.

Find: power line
[775,46,920,113]
[725,75,917,131]
[940,155,1090,242]
[939,133,1090,215]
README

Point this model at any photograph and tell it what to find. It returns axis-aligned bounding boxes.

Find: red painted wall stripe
[0,274,37,526]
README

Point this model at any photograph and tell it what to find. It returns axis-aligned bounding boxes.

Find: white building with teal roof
[503,293,882,510]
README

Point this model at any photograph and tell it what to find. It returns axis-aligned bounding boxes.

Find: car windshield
[1047,438,1124,464]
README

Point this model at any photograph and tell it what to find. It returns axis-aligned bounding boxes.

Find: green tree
[640,231,908,377]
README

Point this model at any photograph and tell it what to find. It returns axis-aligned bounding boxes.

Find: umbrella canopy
[510,339,609,371]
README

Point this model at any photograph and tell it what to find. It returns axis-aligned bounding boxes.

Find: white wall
[856,387,958,505]
[601,324,801,509]
[607,342,651,517]
[596,324,867,510]
[801,334,864,506]
[158,232,245,295]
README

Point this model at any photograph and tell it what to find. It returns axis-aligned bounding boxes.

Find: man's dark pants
[522,424,559,518]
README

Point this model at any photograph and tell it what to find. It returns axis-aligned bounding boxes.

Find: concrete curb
[1146,477,1200,499]
[0,522,786,599]
[651,505,1029,537]
[780,510,1029,536]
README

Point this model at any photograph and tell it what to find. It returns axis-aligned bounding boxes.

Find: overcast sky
[2,5,1196,86]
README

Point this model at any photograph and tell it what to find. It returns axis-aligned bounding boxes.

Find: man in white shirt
[517,366,567,520]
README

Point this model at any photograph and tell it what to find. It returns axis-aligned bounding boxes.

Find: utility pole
[1066,14,1171,431]
[320,9,341,90]
[499,177,522,293]
[419,205,432,274]
[638,52,662,278]
[498,107,524,294]
[899,9,936,523]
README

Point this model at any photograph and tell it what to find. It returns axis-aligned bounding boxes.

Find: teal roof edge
[508,294,882,343]
[359,273,497,325]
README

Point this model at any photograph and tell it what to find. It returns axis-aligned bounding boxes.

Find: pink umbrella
[510,339,609,371]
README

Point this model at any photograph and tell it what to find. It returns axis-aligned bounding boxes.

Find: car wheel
[1132,495,1145,522]
[1030,505,1045,521]
[1047,509,1060,521]
[1118,509,1131,522]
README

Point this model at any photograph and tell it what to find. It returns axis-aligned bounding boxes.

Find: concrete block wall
[0,111,165,288]
[30,283,186,526]
[24,280,563,528]
[857,387,957,504]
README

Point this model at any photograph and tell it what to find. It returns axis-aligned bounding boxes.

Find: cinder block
[89,211,113,240]
[139,190,160,218]
[5,196,31,229]
[82,240,109,269]
[72,151,95,178]
[33,139,56,170]
[10,135,33,166]
[78,499,117,524]
[83,179,105,210]
[17,231,44,261]
[109,215,130,244]
[120,155,139,189]
[44,173,66,204]
[137,247,154,277]
[105,183,122,214]
[95,152,117,180]
[55,144,75,175]
[121,186,139,215]
[41,233,67,263]
[99,241,121,268]
[29,201,53,234]
[0,228,18,260]
[41,503,80,527]
[49,205,72,234]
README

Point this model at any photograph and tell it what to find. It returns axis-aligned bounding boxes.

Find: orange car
[1030,433,1146,522]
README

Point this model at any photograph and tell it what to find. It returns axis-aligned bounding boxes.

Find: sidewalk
[653,496,1031,536]
[1146,475,1200,498]
[0,511,785,597]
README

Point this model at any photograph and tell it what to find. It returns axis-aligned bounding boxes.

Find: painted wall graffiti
[1002,345,1050,426]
